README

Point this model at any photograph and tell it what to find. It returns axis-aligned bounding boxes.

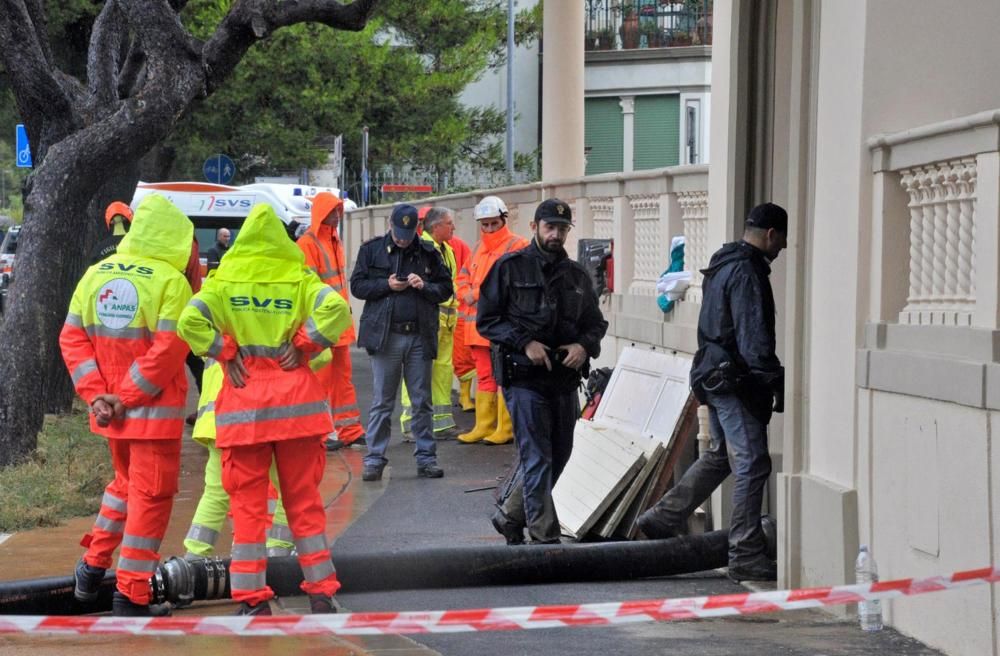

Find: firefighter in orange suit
[297,191,365,451]
[450,232,475,411]
[178,203,352,616]
[456,196,529,445]
[60,194,193,616]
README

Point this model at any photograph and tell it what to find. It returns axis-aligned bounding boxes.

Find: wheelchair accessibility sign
[15,124,32,168]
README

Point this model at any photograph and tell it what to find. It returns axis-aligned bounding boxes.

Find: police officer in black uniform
[477,199,608,544]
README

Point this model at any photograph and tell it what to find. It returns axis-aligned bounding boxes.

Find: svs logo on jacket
[95,279,139,329]
[99,262,155,276]
[229,296,293,311]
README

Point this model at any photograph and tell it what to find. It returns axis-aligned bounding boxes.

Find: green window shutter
[634,94,680,170]
[585,97,623,175]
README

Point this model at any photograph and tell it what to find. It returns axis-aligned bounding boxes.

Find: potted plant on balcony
[669,29,693,46]
[640,21,662,48]
[618,4,640,50]
[597,26,617,50]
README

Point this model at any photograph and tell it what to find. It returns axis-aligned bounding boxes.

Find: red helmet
[104,201,134,229]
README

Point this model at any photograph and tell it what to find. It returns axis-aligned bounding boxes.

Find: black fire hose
[0,530,734,616]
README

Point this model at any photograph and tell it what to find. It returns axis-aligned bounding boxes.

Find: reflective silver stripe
[231,543,267,561]
[304,317,333,348]
[122,534,162,552]
[65,313,84,328]
[331,282,345,292]
[268,524,293,543]
[216,400,330,427]
[267,499,277,514]
[440,307,457,316]
[95,515,124,533]
[205,357,217,368]
[196,402,215,419]
[301,559,336,583]
[117,557,158,573]
[85,325,152,340]
[156,319,177,332]
[206,332,224,358]
[459,266,471,276]
[129,362,162,396]
[185,524,219,546]
[190,298,213,323]
[313,286,334,309]
[330,403,360,415]
[231,571,266,591]
[294,533,328,556]
[241,344,285,359]
[102,492,127,513]
[433,404,454,415]
[123,406,186,420]
[333,416,361,429]
[71,359,99,384]
[433,416,457,431]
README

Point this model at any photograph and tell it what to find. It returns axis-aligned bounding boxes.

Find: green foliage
[0,404,112,532]
[164,0,541,187]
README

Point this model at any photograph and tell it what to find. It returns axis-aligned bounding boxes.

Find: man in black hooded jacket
[637,202,787,582]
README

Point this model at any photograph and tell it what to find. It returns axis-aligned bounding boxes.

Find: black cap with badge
[390,204,419,240]
[534,198,573,225]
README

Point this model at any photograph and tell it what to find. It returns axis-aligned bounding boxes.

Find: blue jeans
[504,385,579,543]
[365,332,436,468]
[647,391,771,565]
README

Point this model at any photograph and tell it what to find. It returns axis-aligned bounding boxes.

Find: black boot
[74,560,106,603]
[235,601,273,616]
[112,591,152,617]
[309,594,337,614]
[490,507,525,545]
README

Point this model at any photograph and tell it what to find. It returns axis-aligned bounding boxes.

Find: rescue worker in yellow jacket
[182,307,333,560]
[60,194,193,616]
[178,204,352,616]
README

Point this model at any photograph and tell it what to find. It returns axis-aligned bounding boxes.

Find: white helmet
[474,195,508,221]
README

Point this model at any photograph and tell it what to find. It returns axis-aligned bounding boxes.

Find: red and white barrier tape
[1,565,998,637]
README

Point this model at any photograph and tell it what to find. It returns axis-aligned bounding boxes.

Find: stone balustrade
[344,164,709,354]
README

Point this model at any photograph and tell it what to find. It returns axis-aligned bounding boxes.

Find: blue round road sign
[204,154,236,184]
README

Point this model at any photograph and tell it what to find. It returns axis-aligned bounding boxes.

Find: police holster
[491,344,588,390]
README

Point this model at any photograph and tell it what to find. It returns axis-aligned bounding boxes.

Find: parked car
[0,225,19,315]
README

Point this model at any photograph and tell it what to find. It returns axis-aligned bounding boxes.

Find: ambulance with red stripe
[129,182,356,271]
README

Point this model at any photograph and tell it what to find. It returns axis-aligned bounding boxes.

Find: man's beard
[537,235,564,252]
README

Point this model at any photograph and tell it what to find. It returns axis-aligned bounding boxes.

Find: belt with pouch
[391,321,419,334]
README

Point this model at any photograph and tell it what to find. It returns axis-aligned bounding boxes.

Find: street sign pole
[361,127,369,207]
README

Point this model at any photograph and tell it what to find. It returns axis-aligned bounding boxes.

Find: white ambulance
[129,181,356,261]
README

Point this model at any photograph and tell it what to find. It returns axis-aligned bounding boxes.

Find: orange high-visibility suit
[456,226,529,393]
[297,192,364,444]
[450,236,475,385]
[178,204,352,608]
[60,194,193,606]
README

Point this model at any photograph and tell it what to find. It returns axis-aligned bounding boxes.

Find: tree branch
[87,0,126,103]
[202,0,380,92]
[0,0,74,122]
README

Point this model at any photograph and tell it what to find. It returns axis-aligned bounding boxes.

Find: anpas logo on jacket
[95,279,139,329]
[98,262,155,276]
[229,296,293,313]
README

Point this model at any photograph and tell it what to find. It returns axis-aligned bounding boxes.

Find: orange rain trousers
[328,345,365,442]
[471,345,497,393]
[222,436,340,605]
[453,318,475,380]
[83,438,181,605]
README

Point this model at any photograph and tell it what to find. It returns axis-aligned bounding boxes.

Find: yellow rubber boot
[483,391,514,445]
[459,378,475,412]
[458,391,497,444]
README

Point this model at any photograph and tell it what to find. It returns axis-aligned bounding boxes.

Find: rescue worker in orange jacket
[456,196,529,445]
[60,194,193,616]
[449,232,475,411]
[178,203,352,616]
[297,192,365,450]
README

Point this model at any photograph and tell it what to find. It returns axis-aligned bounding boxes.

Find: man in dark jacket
[477,199,608,544]
[637,202,787,582]
[205,228,230,271]
[350,204,453,482]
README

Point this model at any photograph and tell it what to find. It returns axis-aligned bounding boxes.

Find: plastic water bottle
[855,545,883,632]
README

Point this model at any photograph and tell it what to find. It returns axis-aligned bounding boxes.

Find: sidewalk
[0,347,945,655]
